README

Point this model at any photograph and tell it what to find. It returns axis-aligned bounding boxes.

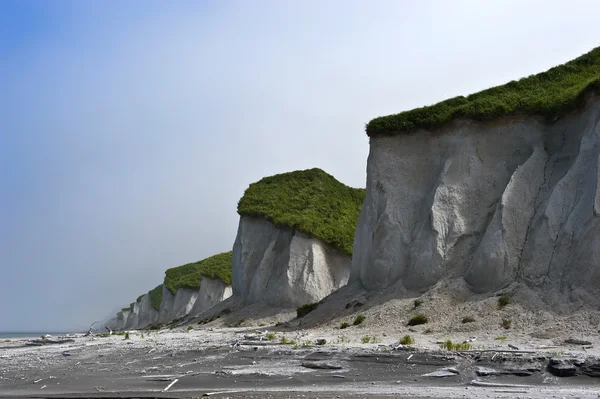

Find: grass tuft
[498,294,510,309]
[353,314,366,326]
[399,335,414,345]
[413,299,423,308]
[461,316,475,324]
[440,340,472,351]
[266,332,276,341]
[407,314,428,326]
[280,336,295,345]
[361,336,380,344]
[340,322,350,329]
[502,319,512,329]
[237,168,365,256]
[366,46,600,137]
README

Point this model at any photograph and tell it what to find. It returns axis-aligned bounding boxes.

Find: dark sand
[1,329,599,399]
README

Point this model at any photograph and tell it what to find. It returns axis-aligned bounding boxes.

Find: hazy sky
[1,0,599,332]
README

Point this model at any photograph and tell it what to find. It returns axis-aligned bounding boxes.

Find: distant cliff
[108,252,232,330]
[233,168,365,307]
[352,46,600,310]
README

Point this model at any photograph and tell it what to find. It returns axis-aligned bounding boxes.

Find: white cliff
[190,277,232,316]
[232,216,351,308]
[114,277,232,330]
[124,294,158,329]
[157,279,233,324]
[352,97,600,310]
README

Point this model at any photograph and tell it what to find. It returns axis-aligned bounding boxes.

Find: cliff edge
[353,47,600,310]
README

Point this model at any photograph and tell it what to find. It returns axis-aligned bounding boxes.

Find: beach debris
[84,321,102,337]
[547,357,581,377]
[476,366,499,376]
[94,386,106,392]
[469,380,531,388]
[301,361,343,370]
[203,390,244,397]
[581,357,600,377]
[33,378,43,384]
[508,344,519,350]
[565,338,592,345]
[316,339,327,346]
[40,385,47,389]
[147,348,156,354]
[162,378,178,392]
[421,367,460,378]
[503,366,540,377]
[61,351,71,356]
[146,375,179,381]
[25,337,75,347]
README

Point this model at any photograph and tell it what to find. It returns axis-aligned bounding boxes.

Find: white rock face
[114,310,130,331]
[124,294,159,329]
[190,277,233,316]
[352,98,600,309]
[116,278,232,330]
[158,286,197,324]
[232,216,351,308]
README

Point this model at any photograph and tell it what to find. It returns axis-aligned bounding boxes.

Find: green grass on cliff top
[149,284,163,311]
[366,46,600,137]
[163,251,233,296]
[237,168,365,256]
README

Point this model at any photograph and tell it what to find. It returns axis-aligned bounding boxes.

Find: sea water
[0,332,75,339]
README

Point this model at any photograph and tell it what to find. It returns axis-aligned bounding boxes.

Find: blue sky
[1,0,599,332]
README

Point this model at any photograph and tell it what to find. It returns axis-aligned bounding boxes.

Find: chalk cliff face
[352,97,600,308]
[232,216,351,307]
[132,294,159,329]
[157,279,233,323]
[190,277,233,316]
[112,278,232,330]
[114,309,130,331]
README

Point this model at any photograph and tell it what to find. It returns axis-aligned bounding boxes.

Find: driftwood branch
[84,321,101,337]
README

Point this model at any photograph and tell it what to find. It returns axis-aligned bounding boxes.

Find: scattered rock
[547,358,580,377]
[580,357,600,378]
[503,367,536,377]
[316,339,327,346]
[301,361,343,370]
[475,366,499,376]
[564,339,592,346]
[422,367,460,378]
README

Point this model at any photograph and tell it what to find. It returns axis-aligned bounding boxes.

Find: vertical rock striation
[232,216,351,307]
[352,97,600,308]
